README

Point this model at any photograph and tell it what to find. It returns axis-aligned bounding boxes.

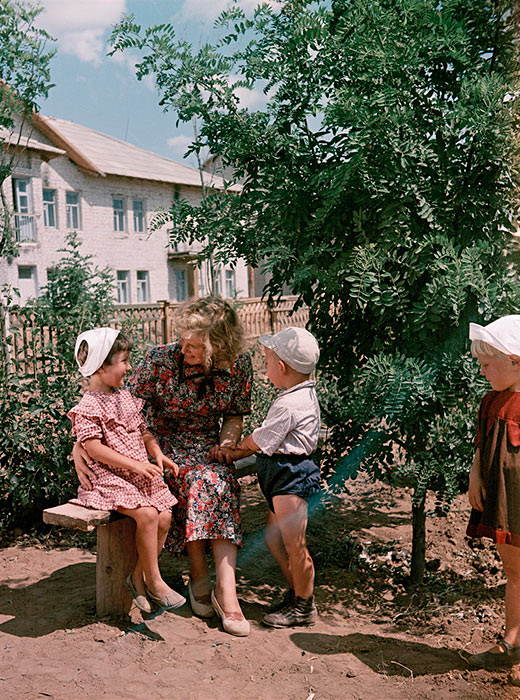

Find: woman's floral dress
[125,343,252,553]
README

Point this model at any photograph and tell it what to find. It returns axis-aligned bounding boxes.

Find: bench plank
[43,503,112,532]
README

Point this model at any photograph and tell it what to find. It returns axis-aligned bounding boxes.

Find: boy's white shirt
[251,379,320,456]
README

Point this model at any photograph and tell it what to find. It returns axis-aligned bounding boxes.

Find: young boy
[220,326,321,627]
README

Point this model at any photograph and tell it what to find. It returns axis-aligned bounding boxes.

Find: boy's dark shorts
[255,453,321,513]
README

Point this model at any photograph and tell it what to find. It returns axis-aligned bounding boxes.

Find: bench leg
[96,517,137,617]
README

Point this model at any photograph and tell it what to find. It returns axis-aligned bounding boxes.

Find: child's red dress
[467,390,520,547]
[68,389,176,512]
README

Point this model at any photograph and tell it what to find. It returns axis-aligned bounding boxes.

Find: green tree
[110,0,520,583]
[0,0,55,257]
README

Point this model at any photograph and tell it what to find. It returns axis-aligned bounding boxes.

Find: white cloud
[110,50,155,91]
[167,134,193,156]
[227,75,266,109]
[36,0,127,66]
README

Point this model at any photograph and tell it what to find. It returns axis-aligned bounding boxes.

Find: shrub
[0,234,115,529]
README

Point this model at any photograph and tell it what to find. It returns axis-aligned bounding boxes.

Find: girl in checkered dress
[68,328,185,613]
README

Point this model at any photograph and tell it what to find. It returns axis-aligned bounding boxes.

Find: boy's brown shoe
[262,595,317,628]
[267,588,295,614]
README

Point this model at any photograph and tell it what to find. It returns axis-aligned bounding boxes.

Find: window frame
[66,191,81,230]
[113,196,126,232]
[132,199,145,233]
[116,270,130,304]
[12,177,36,242]
[42,188,57,228]
[136,270,150,303]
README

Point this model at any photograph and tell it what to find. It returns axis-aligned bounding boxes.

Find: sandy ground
[1,474,519,700]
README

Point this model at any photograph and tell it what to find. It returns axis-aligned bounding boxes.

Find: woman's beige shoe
[211,589,250,637]
[189,580,214,618]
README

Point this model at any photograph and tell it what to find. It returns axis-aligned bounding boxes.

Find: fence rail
[5,297,309,378]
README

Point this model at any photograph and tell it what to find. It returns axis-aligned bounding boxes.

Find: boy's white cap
[259,326,320,374]
[75,327,120,377]
[469,315,520,357]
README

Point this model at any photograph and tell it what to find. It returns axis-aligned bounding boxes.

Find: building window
[66,191,81,230]
[136,270,149,303]
[214,268,222,297]
[12,178,35,242]
[225,269,236,298]
[42,189,57,227]
[113,197,125,232]
[116,270,130,304]
[175,269,187,302]
[17,265,37,305]
[133,200,144,233]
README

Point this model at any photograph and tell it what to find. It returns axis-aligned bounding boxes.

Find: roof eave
[31,113,106,177]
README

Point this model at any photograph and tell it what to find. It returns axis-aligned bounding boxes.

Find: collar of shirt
[277,379,315,398]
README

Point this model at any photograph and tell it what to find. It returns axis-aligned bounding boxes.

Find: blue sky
[36,0,269,167]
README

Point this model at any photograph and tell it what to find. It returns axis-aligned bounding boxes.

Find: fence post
[158,300,170,345]
[0,299,10,373]
[269,301,275,334]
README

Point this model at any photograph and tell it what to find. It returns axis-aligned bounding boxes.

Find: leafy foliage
[0,235,115,530]
[0,0,55,257]
[110,0,520,581]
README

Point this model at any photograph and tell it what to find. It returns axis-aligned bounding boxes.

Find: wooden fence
[4,297,309,378]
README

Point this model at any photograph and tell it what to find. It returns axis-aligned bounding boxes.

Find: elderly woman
[74,296,252,636]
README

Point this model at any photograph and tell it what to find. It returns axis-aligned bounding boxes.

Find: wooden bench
[42,455,258,617]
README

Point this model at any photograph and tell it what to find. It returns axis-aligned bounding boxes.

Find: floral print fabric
[125,344,252,552]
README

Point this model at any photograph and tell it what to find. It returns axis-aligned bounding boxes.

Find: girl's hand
[132,461,164,480]
[468,469,486,511]
[157,453,179,477]
[72,441,96,491]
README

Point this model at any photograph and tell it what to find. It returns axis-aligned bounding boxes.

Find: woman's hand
[72,441,96,491]
[209,444,235,464]
[157,452,180,478]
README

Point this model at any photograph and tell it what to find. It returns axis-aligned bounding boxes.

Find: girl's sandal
[468,639,520,669]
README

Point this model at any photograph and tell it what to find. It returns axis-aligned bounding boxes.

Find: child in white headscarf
[467,316,520,670]
[69,328,185,613]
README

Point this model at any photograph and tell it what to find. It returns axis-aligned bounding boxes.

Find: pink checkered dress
[68,389,176,511]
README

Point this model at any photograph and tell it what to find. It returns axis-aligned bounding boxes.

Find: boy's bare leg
[264,508,294,590]
[272,494,314,598]
[498,543,520,648]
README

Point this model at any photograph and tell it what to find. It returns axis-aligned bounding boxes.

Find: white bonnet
[469,315,520,357]
[74,327,120,377]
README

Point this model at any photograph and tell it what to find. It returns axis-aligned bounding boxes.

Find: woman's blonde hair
[470,339,509,359]
[174,296,244,370]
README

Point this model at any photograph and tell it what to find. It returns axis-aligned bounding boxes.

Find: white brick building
[1,114,250,306]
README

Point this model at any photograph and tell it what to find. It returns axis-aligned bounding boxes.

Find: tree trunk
[410,491,426,585]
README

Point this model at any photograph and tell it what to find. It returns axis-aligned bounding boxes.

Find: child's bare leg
[264,508,294,590]
[157,509,171,551]
[118,506,170,596]
[498,543,520,647]
[272,494,314,598]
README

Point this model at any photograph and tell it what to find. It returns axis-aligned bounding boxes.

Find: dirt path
[0,475,517,700]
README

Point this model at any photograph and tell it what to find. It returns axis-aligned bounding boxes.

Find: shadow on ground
[290,631,467,676]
